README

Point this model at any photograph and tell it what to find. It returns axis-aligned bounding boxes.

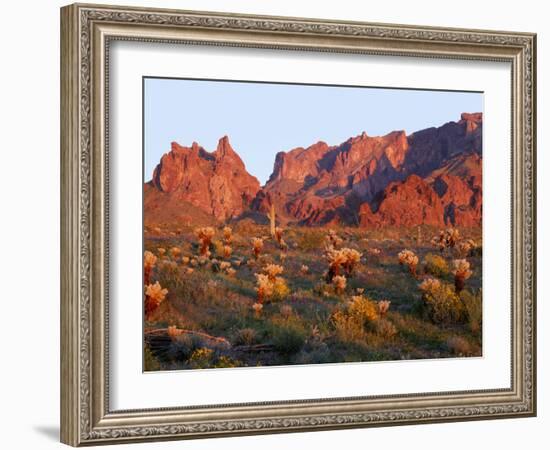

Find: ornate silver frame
[60,3,536,446]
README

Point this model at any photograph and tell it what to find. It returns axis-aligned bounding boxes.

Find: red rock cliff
[147,136,260,222]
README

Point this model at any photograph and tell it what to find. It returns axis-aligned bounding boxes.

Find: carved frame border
[60,3,536,446]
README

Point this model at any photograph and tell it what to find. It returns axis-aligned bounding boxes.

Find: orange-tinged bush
[431,227,460,252]
[145,281,168,319]
[332,275,347,294]
[398,249,419,277]
[143,250,157,285]
[378,300,391,316]
[274,226,284,245]
[341,248,362,276]
[262,263,284,282]
[325,229,343,249]
[252,237,264,260]
[255,273,273,304]
[325,247,361,281]
[170,247,182,258]
[222,226,233,245]
[223,245,232,259]
[167,325,183,338]
[252,302,263,318]
[458,239,476,257]
[195,226,215,256]
[452,259,473,292]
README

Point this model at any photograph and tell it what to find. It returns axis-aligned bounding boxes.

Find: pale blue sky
[144,78,482,185]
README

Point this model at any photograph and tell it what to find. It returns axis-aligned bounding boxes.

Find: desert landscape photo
[142,78,483,371]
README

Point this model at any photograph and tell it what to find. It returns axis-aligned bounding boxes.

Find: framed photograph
[60,3,536,446]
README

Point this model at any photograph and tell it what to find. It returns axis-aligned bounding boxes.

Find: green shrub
[331,295,379,342]
[331,310,366,342]
[421,282,466,325]
[470,244,482,257]
[188,347,215,369]
[166,334,195,361]
[296,230,325,251]
[446,336,472,356]
[270,277,291,302]
[232,328,258,346]
[460,289,482,335]
[272,324,306,355]
[214,355,243,368]
[370,318,398,338]
[423,253,449,277]
[348,295,379,325]
[294,343,332,365]
[144,345,160,371]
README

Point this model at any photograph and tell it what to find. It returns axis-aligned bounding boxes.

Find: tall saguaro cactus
[268,203,276,237]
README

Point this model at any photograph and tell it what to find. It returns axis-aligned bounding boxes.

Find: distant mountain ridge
[144,112,482,228]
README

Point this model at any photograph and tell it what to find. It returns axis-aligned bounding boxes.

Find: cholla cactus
[325,247,362,281]
[157,247,166,257]
[458,239,476,257]
[256,265,289,302]
[431,231,447,252]
[255,273,273,304]
[280,304,293,319]
[220,261,232,272]
[222,226,233,245]
[252,237,264,260]
[367,248,381,256]
[263,263,284,282]
[144,281,168,319]
[274,226,286,249]
[418,277,442,293]
[378,300,391,316]
[325,229,343,250]
[452,259,473,292]
[170,247,182,258]
[300,265,309,275]
[252,302,263,318]
[181,256,190,265]
[332,275,347,294]
[324,248,347,281]
[432,228,461,252]
[223,245,232,259]
[167,325,183,338]
[195,226,215,256]
[162,260,178,272]
[226,268,237,277]
[143,251,157,285]
[341,248,362,276]
[446,228,460,248]
[398,249,419,277]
